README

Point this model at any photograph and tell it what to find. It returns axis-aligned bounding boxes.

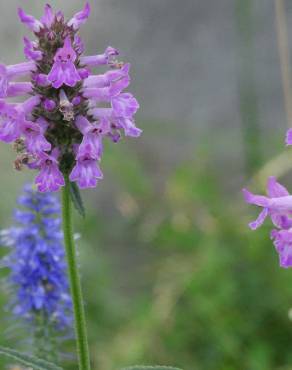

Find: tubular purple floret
[0,61,36,98]
[23,37,43,61]
[6,61,37,77]
[41,4,54,28]
[83,76,131,100]
[83,63,131,88]
[6,82,33,98]
[67,2,91,30]
[18,8,43,33]
[20,96,41,115]
[80,47,119,67]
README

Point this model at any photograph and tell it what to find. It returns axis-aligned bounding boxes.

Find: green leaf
[121,367,183,370]
[69,181,85,217]
[0,346,63,370]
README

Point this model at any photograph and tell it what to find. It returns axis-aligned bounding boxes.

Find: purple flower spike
[68,2,90,30]
[70,155,103,189]
[0,185,72,332]
[0,4,140,191]
[48,36,81,88]
[18,8,43,33]
[35,149,65,192]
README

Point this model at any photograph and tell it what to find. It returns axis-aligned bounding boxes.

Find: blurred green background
[1,0,292,369]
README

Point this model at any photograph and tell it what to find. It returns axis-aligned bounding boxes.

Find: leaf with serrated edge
[0,346,63,370]
[69,181,86,217]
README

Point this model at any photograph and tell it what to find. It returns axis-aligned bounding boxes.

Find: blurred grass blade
[121,367,183,370]
[0,345,63,370]
[235,0,261,175]
[69,181,85,217]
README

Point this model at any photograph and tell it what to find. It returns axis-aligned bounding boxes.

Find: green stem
[62,175,91,370]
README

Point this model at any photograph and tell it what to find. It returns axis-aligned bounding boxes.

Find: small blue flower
[1,184,72,330]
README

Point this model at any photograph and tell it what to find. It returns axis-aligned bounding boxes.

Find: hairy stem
[62,176,91,370]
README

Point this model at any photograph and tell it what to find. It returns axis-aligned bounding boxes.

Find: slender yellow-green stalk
[248,0,292,188]
[275,0,292,128]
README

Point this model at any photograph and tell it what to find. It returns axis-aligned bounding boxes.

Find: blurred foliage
[81,144,292,370]
[1,133,292,370]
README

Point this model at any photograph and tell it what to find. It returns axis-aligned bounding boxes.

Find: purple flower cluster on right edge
[243,128,292,268]
[0,3,141,192]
